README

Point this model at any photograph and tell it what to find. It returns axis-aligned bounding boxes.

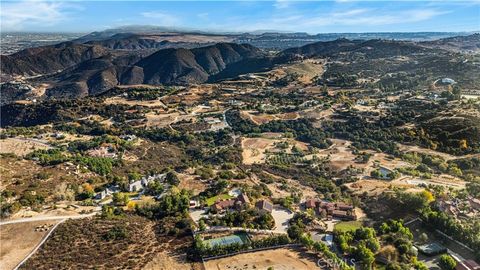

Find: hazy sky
[1,0,479,33]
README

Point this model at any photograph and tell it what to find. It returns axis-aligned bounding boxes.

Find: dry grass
[345,179,421,196]
[0,138,50,156]
[268,59,325,85]
[104,97,167,108]
[241,135,310,165]
[178,172,207,196]
[204,247,321,270]
[21,216,187,270]
[144,111,195,128]
[0,220,59,270]
[0,156,93,202]
[240,111,299,125]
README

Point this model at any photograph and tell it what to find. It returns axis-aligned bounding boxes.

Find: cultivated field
[204,247,322,270]
[0,220,59,270]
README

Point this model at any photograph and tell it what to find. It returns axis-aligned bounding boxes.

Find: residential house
[212,194,251,212]
[317,201,356,220]
[128,173,166,192]
[128,180,143,192]
[236,194,250,205]
[331,210,356,221]
[212,199,236,212]
[95,186,120,200]
[204,117,222,125]
[336,202,354,211]
[255,200,274,213]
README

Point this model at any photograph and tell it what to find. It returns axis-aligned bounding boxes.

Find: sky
[0,0,479,33]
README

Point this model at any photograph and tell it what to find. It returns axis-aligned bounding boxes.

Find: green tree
[112,192,130,206]
[166,171,180,186]
[439,254,456,270]
[287,224,304,240]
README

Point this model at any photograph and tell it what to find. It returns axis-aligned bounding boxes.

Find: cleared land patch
[0,220,59,270]
[241,136,309,165]
[0,138,50,156]
[204,247,321,270]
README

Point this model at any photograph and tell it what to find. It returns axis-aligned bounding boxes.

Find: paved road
[0,212,98,226]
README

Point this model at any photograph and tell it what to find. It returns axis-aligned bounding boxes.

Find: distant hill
[84,33,234,51]
[281,38,430,58]
[42,43,264,97]
[1,33,479,100]
[419,33,480,53]
[124,43,263,85]
[0,42,109,77]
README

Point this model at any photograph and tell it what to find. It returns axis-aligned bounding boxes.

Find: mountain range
[1,30,479,100]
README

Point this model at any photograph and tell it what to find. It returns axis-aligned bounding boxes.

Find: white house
[128,173,167,192]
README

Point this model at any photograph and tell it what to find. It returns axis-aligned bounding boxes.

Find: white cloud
[230,7,449,32]
[197,13,209,20]
[274,0,290,9]
[140,11,179,26]
[0,0,80,31]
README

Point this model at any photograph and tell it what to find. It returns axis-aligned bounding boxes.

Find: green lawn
[334,221,362,233]
[206,194,233,206]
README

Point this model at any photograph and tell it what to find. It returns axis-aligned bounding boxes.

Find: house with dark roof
[212,199,236,212]
[236,194,250,205]
[316,201,356,220]
[336,202,354,211]
[255,200,273,213]
[331,210,356,221]
[211,194,251,212]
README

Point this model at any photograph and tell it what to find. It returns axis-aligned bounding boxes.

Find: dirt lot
[345,179,420,196]
[142,237,203,270]
[268,59,325,84]
[0,220,59,270]
[240,111,299,125]
[397,174,467,189]
[253,171,317,201]
[178,172,207,196]
[397,143,480,161]
[0,138,51,156]
[145,111,194,128]
[241,136,309,165]
[204,247,322,270]
[104,97,167,108]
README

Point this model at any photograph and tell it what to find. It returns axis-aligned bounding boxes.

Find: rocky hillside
[124,43,263,85]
